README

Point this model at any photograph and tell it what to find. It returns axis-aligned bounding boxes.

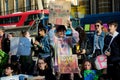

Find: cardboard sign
[90,24,95,31]
[103,23,108,32]
[49,1,71,25]
[0,74,30,80]
[0,76,19,80]
[84,24,90,31]
[58,55,79,74]
[10,37,31,56]
[27,76,45,80]
[95,55,107,70]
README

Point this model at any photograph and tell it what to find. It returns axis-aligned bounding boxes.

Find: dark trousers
[93,49,102,58]
[19,56,34,75]
[107,63,120,80]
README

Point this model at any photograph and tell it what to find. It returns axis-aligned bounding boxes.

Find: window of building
[114,0,120,11]
[5,0,9,14]
[96,0,112,13]
[16,0,19,12]
[0,1,1,15]
[26,0,31,11]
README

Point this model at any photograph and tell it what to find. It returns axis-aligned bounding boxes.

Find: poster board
[10,37,31,56]
[58,55,79,74]
[90,24,95,31]
[103,23,108,32]
[49,1,71,25]
[95,55,107,70]
[0,74,29,80]
[0,76,19,80]
[84,24,90,31]
[27,76,45,80]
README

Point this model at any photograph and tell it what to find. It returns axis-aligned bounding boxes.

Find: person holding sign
[49,20,79,80]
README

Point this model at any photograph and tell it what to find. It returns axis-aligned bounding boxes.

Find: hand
[8,52,12,57]
[67,19,72,28]
[81,49,86,54]
[78,67,82,78]
[105,51,111,56]
[34,40,40,45]
[76,50,80,54]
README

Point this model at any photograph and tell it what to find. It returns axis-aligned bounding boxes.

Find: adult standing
[92,20,106,59]
[73,27,87,66]
[49,20,79,80]
[103,21,120,80]
[19,31,33,75]
[34,27,51,68]
[0,29,6,51]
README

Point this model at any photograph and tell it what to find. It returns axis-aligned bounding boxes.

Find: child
[81,59,99,80]
[35,57,56,80]
[4,64,14,76]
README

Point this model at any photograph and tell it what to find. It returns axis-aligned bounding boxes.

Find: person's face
[108,24,117,34]
[38,59,47,70]
[5,67,13,76]
[0,30,4,37]
[95,23,102,32]
[84,61,92,70]
[57,30,65,38]
[39,30,44,37]
[7,34,13,39]
[25,32,30,37]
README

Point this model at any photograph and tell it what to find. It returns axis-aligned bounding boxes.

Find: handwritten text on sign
[49,1,71,25]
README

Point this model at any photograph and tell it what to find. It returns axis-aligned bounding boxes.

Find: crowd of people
[0,19,120,80]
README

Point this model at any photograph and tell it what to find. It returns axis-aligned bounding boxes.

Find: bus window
[4,18,11,24]
[0,19,3,24]
[11,16,21,23]
[33,14,39,19]
[24,14,39,25]
[27,14,39,21]
[0,16,21,25]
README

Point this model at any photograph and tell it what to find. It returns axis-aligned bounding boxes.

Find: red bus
[0,9,49,27]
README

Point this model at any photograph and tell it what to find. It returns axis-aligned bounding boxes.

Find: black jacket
[39,68,56,80]
[103,34,120,64]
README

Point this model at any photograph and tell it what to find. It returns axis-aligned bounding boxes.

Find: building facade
[78,0,120,15]
[0,0,120,16]
[0,0,43,15]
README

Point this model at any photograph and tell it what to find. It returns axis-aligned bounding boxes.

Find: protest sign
[27,76,45,80]
[84,24,90,31]
[49,1,71,25]
[90,24,95,31]
[10,37,31,56]
[95,55,107,70]
[0,74,29,80]
[58,55,79,74]
[0,76,19,80]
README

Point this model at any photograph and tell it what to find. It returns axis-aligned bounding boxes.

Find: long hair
[81,59,96,72]
[75,27,86,44]
[37,57,48,70]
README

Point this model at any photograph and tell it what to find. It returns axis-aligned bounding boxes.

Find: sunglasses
[95,25,100,27]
